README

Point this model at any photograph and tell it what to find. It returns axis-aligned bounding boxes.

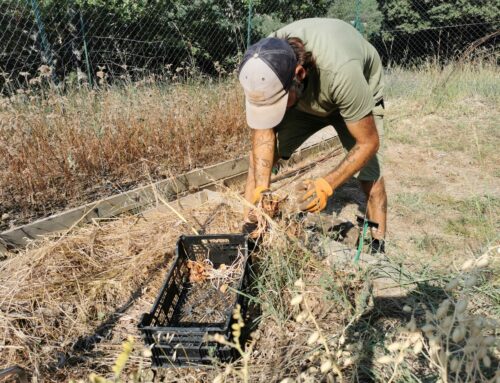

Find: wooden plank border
[0,136,341,251]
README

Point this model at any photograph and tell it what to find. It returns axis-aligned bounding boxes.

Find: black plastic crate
[139,234,250,367]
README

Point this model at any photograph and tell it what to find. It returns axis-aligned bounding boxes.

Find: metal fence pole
[354,0,365,34]
[79,11,93,86]
[246,0,253,48]
[29,0,56,78]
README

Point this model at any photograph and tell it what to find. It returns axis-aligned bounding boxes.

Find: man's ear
[295,65,306,81]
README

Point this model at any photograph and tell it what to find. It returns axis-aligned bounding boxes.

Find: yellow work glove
[296,178,333,213]
[251,185,270,205]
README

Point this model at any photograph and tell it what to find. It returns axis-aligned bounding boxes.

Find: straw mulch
[0,193,241,381]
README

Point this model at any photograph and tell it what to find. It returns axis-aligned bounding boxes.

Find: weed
[0,77,248,228]
[379,251,499,383]
[444,197,499,243]
[211,305,253,383]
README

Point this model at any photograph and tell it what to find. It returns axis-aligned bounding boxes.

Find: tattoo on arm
[248,158,254,171]
[344,144,361,165]
[251,130,275,186]
[328,144,373,186]
[256,158,272,168]
[254,135,275,150]
[336,144,362,176]
[254,157,272,186]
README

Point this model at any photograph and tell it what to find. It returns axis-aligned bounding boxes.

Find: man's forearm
[323,142,377,189]
[252,128,275,188]
[323,114,380,190]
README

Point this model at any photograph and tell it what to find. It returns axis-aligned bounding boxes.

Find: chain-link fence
[1,0,498,93]
[0,0,250,92]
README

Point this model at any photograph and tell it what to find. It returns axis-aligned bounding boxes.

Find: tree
[250,0,334,41]
[374,0,499,64]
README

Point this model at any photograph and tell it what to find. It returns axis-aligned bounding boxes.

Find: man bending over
[239,18,387,253]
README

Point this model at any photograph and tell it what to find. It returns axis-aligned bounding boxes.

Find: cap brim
[245,92,289,129]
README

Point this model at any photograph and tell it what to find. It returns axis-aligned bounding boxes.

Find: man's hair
[286,36,316,72]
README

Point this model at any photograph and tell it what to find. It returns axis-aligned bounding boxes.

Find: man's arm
[243,128,276,213]
[323,113,379,189]
[251,128,276,189]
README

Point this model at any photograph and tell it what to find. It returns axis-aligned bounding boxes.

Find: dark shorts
[274,104,385,181]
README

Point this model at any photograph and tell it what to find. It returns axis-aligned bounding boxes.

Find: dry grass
[0,187,498,382]
[0,194,242,380]
[385,61,499,169]
[0,78,248,230]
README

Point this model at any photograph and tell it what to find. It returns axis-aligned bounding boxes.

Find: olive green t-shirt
[272,18,384,122]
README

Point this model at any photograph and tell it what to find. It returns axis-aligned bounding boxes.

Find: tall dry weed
[0,78,248,228]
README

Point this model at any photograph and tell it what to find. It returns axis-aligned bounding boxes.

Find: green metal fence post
[29,0,56,80]
[79,11,93,87]
[246,0,253,48]
[354,0,365,35]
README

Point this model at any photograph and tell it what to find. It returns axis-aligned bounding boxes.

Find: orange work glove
[251,185,270,205]
[244,185,270,239]
[296,178,333,213]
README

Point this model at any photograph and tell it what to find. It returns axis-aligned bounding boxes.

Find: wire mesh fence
[0,0,498,93]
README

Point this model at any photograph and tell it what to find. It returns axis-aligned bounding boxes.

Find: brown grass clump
[0,193,241,380]
[0,78,248,229]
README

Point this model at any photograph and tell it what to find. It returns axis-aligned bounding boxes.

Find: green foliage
[380,0,431,33]
[250,0,334,41]
[426,0,500,25]
[379,0,500,33]
[251,13,285,38]
[34,0,250,76]
[254,0,332,21]
[327,0,383,38]
[373,0,499,64]
[2,0,499,87]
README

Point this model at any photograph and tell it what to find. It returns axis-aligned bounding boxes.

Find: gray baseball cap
[239,37,297,129]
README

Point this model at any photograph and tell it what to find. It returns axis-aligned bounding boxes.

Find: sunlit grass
[0,77,248,227]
